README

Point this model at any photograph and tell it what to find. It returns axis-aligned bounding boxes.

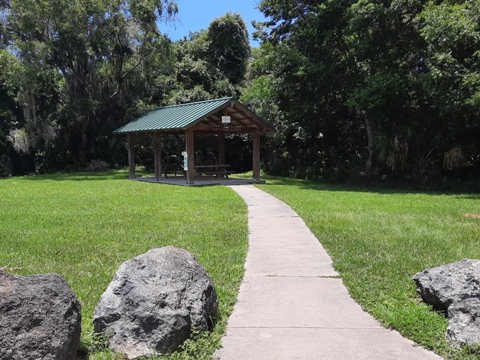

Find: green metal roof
[113,97,234,133]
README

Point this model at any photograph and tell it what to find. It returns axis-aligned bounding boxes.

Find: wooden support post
[218,133,226,164]
[253,131,260,182]
[218,132,226,179]
[154,132,162,182]
[128,133,136,179]
[186,128,195,184]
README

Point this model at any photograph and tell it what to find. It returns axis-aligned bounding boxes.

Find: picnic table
[163,163,185,178]
[194,164,235,179]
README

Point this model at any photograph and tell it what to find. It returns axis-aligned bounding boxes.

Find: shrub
[87,159,109,172]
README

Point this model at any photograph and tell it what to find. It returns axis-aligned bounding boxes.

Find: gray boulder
[412,259,480,311]
[446,298,480,347]
[93,246,218,359]
[0,271,82,360]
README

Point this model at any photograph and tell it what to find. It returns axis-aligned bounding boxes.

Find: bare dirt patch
[464,213,480,219]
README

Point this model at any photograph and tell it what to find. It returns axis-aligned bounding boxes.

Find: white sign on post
[182,151,188,171]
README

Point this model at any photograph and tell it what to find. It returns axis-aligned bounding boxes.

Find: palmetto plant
[374,131,469,183]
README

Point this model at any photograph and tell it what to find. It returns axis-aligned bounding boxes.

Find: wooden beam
[201,116,217,125]
[218,133,226,179]
[232,116,251,127]
[128,133,135,179]
[145,130,185,135]
[185,127,195,184]
[218,108,251,126]
[194,125,257,133]
[231,103,263,126]
[253,131,261,181]
[154,132,162,182]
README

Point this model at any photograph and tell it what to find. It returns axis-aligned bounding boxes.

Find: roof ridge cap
[157,97,234,109]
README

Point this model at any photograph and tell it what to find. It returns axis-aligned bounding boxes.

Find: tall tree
[418,0,480,176]
[251,1,365,178]
[206,12,251,86]
[253,0,480,182]
[1,0,177,172]
[166,13,251,104]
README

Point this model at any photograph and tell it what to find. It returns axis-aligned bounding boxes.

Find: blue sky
[158,0,268,46]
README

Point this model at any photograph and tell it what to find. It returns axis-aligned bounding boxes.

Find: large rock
[412,259,480,311]
[93,246,218,359]
[0,271,82,360]
[446,298,480,347]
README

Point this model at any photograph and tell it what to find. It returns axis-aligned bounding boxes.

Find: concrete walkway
[216,185,442,360]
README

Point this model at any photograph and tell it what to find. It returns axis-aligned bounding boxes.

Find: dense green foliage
[0,0,179,173]
[0,1,250,175]
[242,0,480,184]
[166,12,249,104]
[0,171,248,359]
[1,0,480,185]
[258,178,480,359]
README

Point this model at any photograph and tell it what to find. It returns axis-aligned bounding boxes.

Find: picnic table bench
[194,164,235,179]
[163,163,185,178]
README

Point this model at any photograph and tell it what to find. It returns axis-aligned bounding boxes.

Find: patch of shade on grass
[0,171,248,359]
[257,177,480,360]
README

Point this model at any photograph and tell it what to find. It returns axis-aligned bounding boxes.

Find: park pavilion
[113,97,274,185]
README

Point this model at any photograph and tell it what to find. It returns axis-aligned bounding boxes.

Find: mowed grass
[0,171,248,359]
[257,178,480,360]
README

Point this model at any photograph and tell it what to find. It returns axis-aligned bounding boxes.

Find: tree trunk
[363,111,376,177]
[79,115,90,165]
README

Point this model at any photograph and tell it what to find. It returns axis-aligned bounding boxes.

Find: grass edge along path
[256,178,480,360]
[0,171,249,359]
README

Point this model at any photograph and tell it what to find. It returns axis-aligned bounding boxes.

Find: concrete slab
[219,328,440,360]
[228,277,381,329]
[246,251,337,277]
[136,176,265,186]
[216,185,443,360]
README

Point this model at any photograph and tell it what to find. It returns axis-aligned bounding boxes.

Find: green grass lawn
[257,177,480,360]
[3,171,480,359]
[0,171,248,359]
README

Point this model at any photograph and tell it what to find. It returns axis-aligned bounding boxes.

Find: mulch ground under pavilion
[113,97,275,185]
